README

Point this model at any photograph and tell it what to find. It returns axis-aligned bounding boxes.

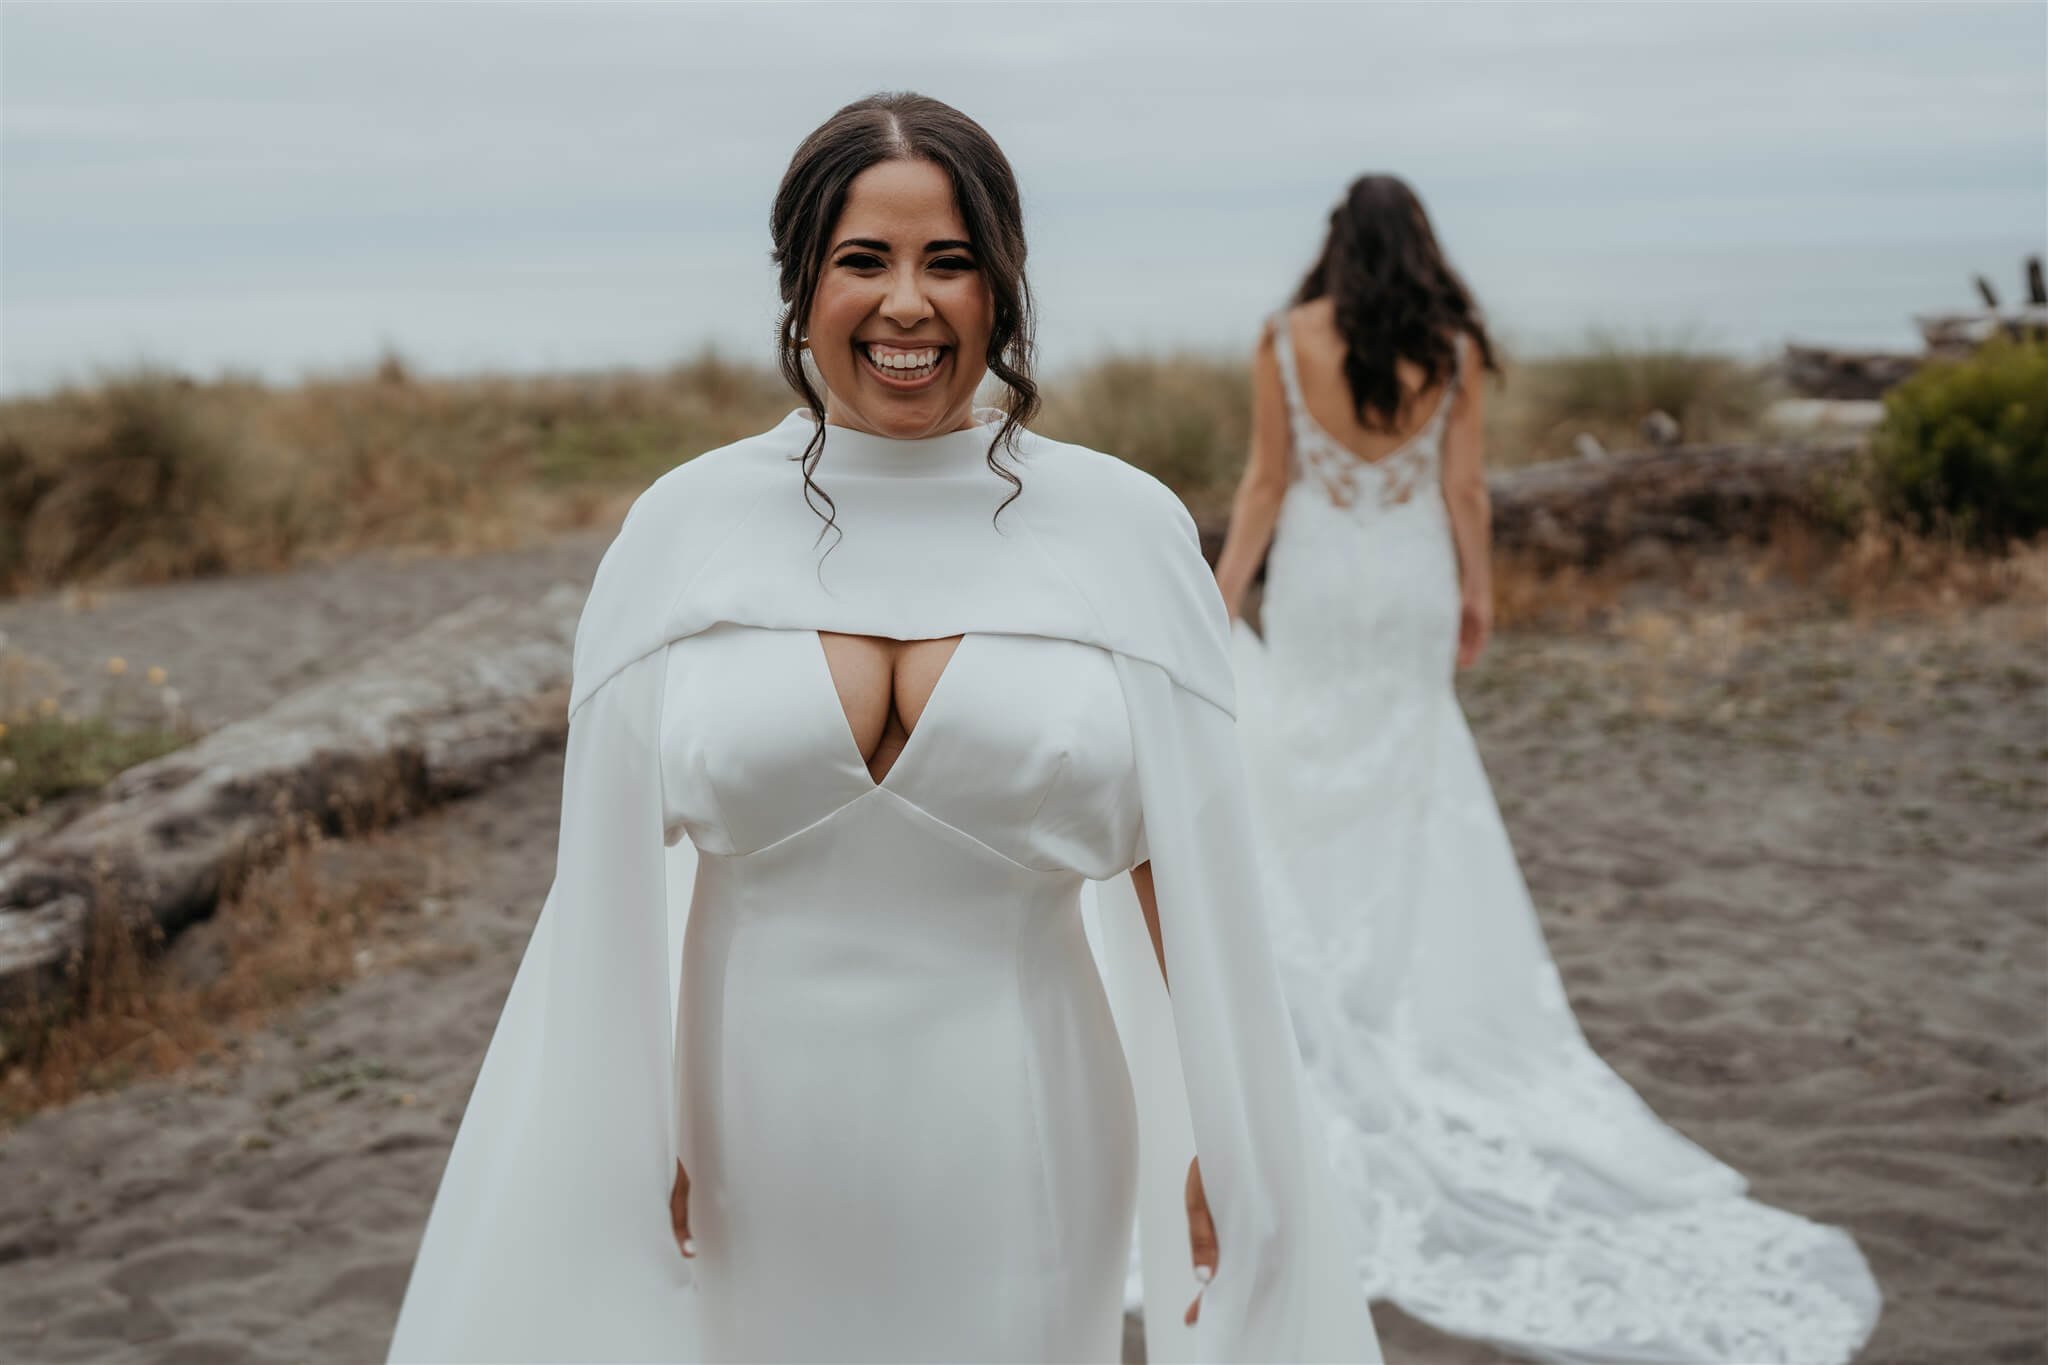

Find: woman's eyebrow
[830,237,975,254]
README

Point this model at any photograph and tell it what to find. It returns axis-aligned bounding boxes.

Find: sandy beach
[0,551,2042,1364]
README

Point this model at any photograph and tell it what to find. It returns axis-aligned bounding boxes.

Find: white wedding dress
[386,412,1381,1364]
[1230,316,1884,1363]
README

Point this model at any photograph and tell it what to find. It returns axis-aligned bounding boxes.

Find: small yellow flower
[107,656,128,676]
[147,665,168,686]
[0,721,8,741]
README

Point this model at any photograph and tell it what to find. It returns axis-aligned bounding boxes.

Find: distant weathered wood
[2028,254,2045,307]
[1779,344,1922,400]
[1975,275,2000,310]
[1481,440,1864,569]
[0,586,584,1003]
[1915,305,2048,356]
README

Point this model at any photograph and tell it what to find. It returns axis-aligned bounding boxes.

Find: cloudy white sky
[2,2,2042,395]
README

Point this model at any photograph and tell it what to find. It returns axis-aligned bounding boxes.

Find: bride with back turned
[1212,173,1884,1364]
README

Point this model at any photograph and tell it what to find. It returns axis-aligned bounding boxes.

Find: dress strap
[1269,309,1310,425]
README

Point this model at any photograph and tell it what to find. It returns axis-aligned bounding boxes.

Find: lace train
[1224,309,1882,1362]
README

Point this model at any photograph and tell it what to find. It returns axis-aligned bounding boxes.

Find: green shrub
[1871,338,2048,545]
[0,714,187,821]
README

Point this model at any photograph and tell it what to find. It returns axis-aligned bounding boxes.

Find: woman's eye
[931,257,978,272]
[834,253,884,270]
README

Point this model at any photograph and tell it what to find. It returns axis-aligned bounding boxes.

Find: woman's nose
[879,266,932,328]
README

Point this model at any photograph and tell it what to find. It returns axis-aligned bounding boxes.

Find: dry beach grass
[0,352,789,597]
[2,338,1774,596]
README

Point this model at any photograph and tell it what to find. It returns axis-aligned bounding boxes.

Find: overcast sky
[2,2,2042,395]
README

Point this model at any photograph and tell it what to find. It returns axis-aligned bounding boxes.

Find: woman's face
[808,158,993,439]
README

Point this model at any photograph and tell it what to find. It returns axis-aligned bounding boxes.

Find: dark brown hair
[1293,174,1500,432]
[770,92,1038,543]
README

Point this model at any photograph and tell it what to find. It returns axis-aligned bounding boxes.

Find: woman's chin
[839,388,976,439]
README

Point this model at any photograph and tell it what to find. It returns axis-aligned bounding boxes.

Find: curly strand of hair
[984,312,1038,525]
[774,214,843,558]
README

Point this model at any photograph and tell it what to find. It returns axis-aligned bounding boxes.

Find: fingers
[1457,615,1486,670]
[1185,1158,1218,1278]
[1184,1157,1217,1325]
[669,1158,695,1259]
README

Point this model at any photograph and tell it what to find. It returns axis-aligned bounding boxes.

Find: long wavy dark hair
[1292,174,1499,433]
[770,92,1038,544]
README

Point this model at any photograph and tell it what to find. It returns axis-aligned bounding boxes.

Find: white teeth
[865,346,940,374]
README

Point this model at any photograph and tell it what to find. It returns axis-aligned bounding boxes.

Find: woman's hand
[1457,590,1492,670]
[1184,1155,1218,1325]
[669,1158,695,1259]
[1214,570,1246,625]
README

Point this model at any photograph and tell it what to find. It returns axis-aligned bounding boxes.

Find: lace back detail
[1271,310,1461,513]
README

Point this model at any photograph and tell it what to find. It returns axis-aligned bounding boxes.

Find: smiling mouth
[858,342,949,388]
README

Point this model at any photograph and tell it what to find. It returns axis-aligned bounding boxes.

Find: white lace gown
[1232,317,1884,1363]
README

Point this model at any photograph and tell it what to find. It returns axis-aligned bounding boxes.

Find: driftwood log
[1481,439,1865,570]
[1198,439,1865,574]
[1916,305,2048,356]
[0,586,584,1003]
[1778,344,1922,400]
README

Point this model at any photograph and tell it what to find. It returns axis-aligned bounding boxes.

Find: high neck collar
[778,407,1010,478]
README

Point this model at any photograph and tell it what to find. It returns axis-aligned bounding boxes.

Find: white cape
[386,411,1379,1364]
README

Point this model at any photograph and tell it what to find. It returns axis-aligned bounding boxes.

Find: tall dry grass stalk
[0,351,794,595]
[1485,328,1777,467]
[0,337,1804,597]
[1031,331,1778,517]
[1035,353,1251,523]
[1494,516,2048,636]
[1763,519,2048,622]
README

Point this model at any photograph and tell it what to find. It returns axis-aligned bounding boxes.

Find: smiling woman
[385,90,1380,1365]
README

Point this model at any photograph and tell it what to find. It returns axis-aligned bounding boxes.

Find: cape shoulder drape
[386,410,1377,1364]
